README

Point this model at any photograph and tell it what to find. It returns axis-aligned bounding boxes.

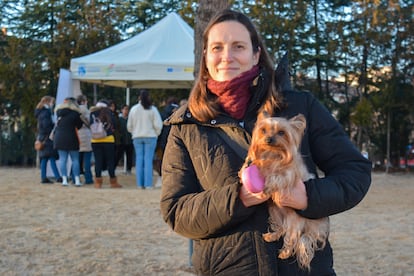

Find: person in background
[155,97,179,175]
[90,100,122,188]
[127,90,163,189]
[34,96,61,184]
[179,98,188,107]
[109,100,121,167]
[159,9,372,275]
[115,104,133,175]
[54,97,84,187]
[161,97,179,121]
[76,95,93,184]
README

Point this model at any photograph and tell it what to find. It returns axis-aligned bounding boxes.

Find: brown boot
[94,177,103,189]
[110,177,122,188]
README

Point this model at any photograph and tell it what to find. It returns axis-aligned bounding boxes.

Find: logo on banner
[78,66,86,76]
[103,64,115,76]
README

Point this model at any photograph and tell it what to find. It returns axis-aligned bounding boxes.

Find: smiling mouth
[218,68,238,71]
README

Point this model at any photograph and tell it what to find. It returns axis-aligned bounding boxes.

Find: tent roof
[70,12,194,89]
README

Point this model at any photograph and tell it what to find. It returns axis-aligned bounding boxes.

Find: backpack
[90,114,107,139]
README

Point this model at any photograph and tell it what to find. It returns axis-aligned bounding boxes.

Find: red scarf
[207,66,260,119]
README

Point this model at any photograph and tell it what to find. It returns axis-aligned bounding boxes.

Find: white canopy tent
[70,12,195,90]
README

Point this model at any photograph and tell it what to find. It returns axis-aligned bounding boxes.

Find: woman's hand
[275,180,308,210]
[239,165,307,209]
[239,165,270,207]
[239,183,270,207]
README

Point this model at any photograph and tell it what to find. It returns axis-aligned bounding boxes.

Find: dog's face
[249,113,306,166]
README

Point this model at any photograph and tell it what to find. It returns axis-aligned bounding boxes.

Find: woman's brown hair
[36,96,54,110]
[188,9,281,122]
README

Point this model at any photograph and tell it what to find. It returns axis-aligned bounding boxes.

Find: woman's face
[205,20,260,82]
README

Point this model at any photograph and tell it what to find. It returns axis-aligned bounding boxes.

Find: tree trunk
[194,0,231,78]
[386,110,391,173]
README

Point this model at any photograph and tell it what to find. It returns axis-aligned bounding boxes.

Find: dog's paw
[278,248,293,260]
[263,232,275,242]
[263,231,283,242]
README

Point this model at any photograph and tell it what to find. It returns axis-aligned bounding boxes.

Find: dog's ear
[289,114,306,134]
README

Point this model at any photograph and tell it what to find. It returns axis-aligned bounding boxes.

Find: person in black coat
[34,96,61,184]
[155,97,179,175]
[54,97,84,186]
[160,10,371,275]
[115,104,134,174]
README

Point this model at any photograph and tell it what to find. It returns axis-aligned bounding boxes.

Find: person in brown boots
[109,177,122,188]
[90,100,122,189]
[94,177,103,189]
[94,176,122,189]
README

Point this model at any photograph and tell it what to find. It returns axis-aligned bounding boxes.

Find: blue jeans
[133,137,157,188]
[58,150,80,178]
[40,157,61,180]
[80,151,93,183]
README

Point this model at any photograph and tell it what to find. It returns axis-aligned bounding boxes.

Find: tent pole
[123,87,130,174]
[93,84,97,104]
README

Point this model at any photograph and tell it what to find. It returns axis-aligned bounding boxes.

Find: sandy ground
[0,167,413,276]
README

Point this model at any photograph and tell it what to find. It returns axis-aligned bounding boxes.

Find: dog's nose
[265,137,274,144]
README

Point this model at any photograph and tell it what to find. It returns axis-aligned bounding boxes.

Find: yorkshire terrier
[242,112,329,271]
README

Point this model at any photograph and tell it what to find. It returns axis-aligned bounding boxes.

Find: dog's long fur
[241,112,329,271]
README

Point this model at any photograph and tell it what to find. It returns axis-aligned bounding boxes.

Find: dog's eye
[277,130,285,136]
[260,128,266,134]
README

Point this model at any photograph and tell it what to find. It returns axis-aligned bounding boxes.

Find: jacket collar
[54,101,81,113]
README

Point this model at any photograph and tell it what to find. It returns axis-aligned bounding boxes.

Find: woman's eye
[211,45,222,52]
[234,44,244,50]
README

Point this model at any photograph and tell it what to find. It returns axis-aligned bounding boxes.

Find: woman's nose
[221,47,233,62]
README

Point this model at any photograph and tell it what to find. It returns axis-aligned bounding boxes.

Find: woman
[160,9,372,275]
[76,95,93,184]
[127,90,163,189]
[34,96,61,184]
[90,100,122,189]
[54,97,84,186]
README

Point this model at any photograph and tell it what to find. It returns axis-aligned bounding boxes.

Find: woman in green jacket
[160,9,371,275]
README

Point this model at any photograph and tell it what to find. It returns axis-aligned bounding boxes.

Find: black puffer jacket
[160,71,371,276]
[35,106,57,159]
[54,102,83,151]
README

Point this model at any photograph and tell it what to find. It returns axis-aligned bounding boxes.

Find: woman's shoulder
[277,89,321,119]
[35,107,48,117]
[282,89,315,101]
[150,105,161,112]
[282,89,320,107]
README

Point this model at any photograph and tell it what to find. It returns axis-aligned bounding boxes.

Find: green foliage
[351,97,373,128]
